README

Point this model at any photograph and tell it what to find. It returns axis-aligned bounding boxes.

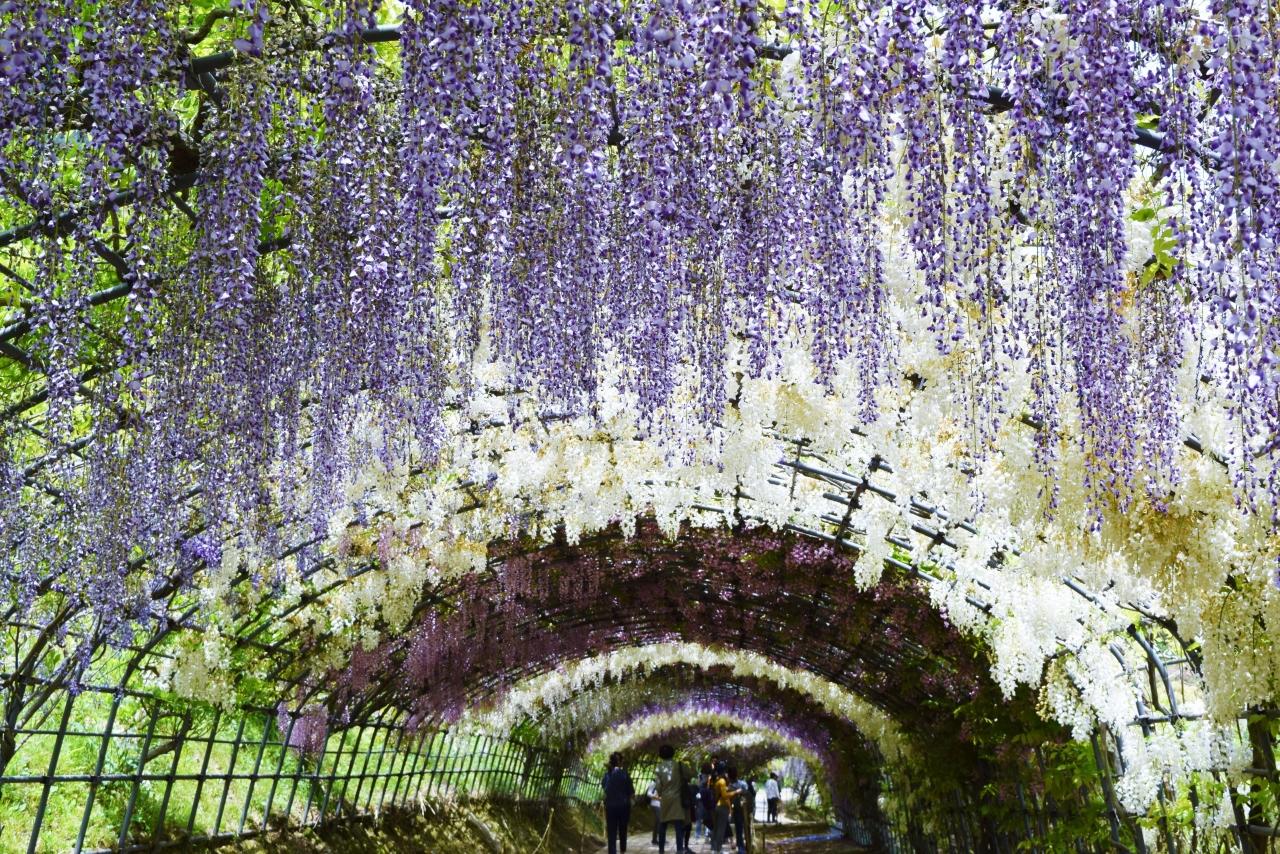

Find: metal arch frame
[0,407,1212,850]
[211,426,1190,718]
[3,509,1137,851]
[311,527,1157,853]
[473,660,931,849]
[511,662,874,743]
[332,525,985,723]
[203,509,983,717]
[495,663,887,791]
[0,437,1203,850]
[3,395,1217,734]
[557,688,860,761]
[593,717,826,790]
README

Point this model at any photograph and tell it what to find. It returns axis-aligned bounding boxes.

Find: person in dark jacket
[602,752,635,854]
[728,765,748,854]
[696,763,715,841]
[680,773,698,851]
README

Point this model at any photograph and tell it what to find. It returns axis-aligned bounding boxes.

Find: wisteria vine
[1,0,1279,793]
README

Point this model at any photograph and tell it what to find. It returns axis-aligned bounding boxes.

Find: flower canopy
[2,0,1280,850]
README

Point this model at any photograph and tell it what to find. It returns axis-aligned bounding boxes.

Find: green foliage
[1131,205,1181,288]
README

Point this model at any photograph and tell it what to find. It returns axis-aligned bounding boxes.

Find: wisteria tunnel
[2,0,1280,852]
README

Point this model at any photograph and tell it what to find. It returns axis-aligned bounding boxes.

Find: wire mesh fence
[0,677,599,853]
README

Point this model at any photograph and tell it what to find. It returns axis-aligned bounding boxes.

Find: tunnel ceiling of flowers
[1,0,1279,850]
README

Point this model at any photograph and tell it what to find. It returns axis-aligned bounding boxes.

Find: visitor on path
[697,763,715,841]
[680,770,698,851]
[648,782,662,845]
[709,761,744,854]
[764,772,781,823]
[653,743,693,853]
[602,752,635,854]
[728,765,749,854]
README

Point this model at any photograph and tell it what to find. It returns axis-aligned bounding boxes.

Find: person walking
[680,771,697,851]
[602,753,635,854]
[649,782,662,845]
[727,766,748,854]
[653,744,693,853]
[697,763,715,842]
[709,761,743,854]
[764,772,781,824]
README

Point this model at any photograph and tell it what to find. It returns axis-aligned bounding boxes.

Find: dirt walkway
[594,830,692,852]
[594,819,848,854]
[593,827,731,853]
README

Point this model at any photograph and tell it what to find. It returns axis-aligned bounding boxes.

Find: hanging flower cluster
[2,0,1279,838]
[586,706,829,775]
[119,329,1257,819]
[305,523,983,745]
[5,0,1280,643]
[85,318,1253,829]
[519,674,828,755]
[470,640,923,770]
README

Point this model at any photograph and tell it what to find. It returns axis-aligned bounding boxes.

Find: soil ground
[756,822,868,853]
[225,798,605,853]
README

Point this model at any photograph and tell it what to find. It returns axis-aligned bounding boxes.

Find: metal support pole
[116,707,161,849]
[319,724,360,820]
[372,721,407,811]
[237,711,275,834]
[261,711,298,829]
[185,708,223,838]
[26,692,77,854]
[211,716,248,836]
[73,691,123,852]
[387,728,426,805]
[350,715,384,811]
[150,712,190,843]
